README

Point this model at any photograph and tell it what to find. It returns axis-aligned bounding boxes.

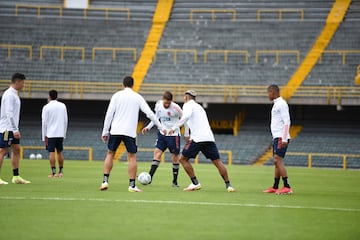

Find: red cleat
[263,187,277,193]
[275,187,293,195]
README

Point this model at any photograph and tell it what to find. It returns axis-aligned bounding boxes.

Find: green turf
[0,159,359,240]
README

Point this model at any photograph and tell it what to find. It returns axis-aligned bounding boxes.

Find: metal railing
[319,50,360,65]
[0,44,33,59]
[257,9,304,21]
[287,152,360,170]
[20,146,93,161]
[190,9,237,22]
[92,47,137,61]
[255,50,300,63]
[204,50,249,63]
[40,46,85,61]
[15,4,130,19]
[154,49,197,63]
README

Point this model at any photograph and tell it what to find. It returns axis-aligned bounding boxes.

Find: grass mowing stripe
[1,196,358,213]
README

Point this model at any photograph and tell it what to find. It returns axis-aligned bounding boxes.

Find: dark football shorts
[155,132,180,154]
[46,137,64,152]
[273,137,290,158]
[182,140,220,161]
[0,131,20,148]
[108,135,137,153]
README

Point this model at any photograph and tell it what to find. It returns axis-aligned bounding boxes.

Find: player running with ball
[142,91,188,187]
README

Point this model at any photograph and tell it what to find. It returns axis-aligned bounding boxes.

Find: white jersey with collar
[270,96,291,142]
[41,100,68,141]
[0,86,21,133]
[145,100,183,136]
[172,99,215,142]
[102,87,162,138]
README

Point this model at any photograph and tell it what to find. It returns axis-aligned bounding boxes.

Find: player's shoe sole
[100,182,108,191]
[128,186,143,192]
[184,183,201,191]
[275,187,293,195]
[12,176,31,184]
[263,187,277,193]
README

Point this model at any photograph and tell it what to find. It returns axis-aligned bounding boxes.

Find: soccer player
[142,91,187,187]
[0,73,30,184]
[263,84,293,195]
[41,90,68,178]
[100,76,164,192]
[168,90,235,192]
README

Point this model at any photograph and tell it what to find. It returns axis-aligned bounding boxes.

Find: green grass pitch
[0,159,359,240]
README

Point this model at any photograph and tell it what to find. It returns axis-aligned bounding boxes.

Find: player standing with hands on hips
[0,73,30,184]
[168,90,235,192]
[100,76,165,192]
[263,84,293,194]
[42,90,68,178]
[142,91,187,187]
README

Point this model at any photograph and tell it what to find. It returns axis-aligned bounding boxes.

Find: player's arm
[102,95,116,142]
[41,106,48,141]
[280,103,291,147]
[5,96,20,138]
[139,97,164,134]
[169,104,192,135]
[142,101,159,134]
[63,105,68,139]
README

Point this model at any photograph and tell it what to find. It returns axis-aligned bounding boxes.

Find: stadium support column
[282,0,352,100]
[132,0,174,92]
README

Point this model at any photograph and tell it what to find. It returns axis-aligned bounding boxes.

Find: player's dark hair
[163,91,173,101]
[49,89,58,100]
[11,73,26,83]
[123,76,134,88]
[268,84,280,93]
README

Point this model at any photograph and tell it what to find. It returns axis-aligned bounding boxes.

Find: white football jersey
[146,100,183,136]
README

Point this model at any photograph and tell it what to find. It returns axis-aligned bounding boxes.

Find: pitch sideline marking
[0,196,359,213]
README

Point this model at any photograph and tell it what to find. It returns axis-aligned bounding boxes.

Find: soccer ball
[35,153,43,160]
[29,153,36,159]
[137,172,151,185]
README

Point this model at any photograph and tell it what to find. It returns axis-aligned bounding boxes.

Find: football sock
[129,179,136,188]
[51,167,56,175]
[191,177,199,185]
[103,174,109,183]
[59,167,63,174]
[13,168,19,176]
[149,160,160,177]
[172,163,179,183]
[225,181,231,188]
[273,178,280,189]
[282,177,290,188]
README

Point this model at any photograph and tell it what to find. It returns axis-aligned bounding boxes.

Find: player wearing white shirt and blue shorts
[263,85,293,195]
[41,90,68,178]
[168,90,235,192]
[101,76,164,192]
[142,91,185,187]
[0,73,30,185]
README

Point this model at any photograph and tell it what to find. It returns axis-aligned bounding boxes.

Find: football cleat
[227,186,236,192]
[58,173,63,178]
[100,182,109,191]
[183,183,201,191]
[12,176,31,184]
[275,187,293,195]
[128,186,143,192]
[0,178,9,185]
[48,173,58,178]
[263,187,277,193]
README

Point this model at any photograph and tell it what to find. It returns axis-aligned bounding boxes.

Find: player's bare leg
[171,153,180,187]
[273,154,292,194]
[127,152,142,192]
[48,151,57,177]
[180,154,201,191]
[212,159,235,192]
[11,144,30,184]
[0,147,9,184]
[58,151,64,177]
[100,150,114,190]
